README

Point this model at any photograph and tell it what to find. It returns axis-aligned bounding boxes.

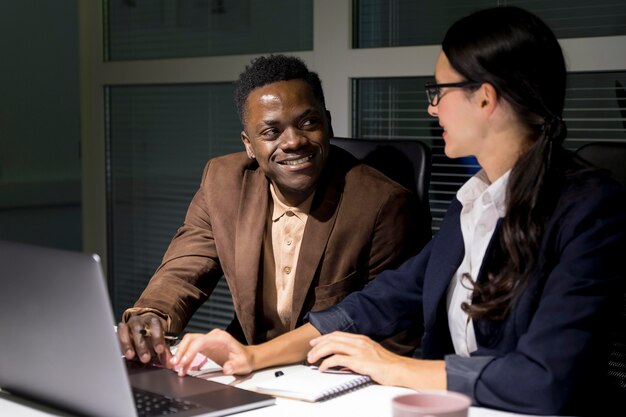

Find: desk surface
[0,364,562,417]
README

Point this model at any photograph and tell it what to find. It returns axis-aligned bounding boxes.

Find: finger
[117,322,136,360]
[147,317,167,354]
[318,354,355,373]
[307,337,354,364]
[308,334,376,368]
[172,334,202,376]
[146,317,172,366]
[170,333,193,365]
[128,320,153,363]
[178,337,211,376]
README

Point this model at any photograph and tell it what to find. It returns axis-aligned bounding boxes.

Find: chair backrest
[575,142,626,186]
[575,141,626,397]
[331,137,431,207]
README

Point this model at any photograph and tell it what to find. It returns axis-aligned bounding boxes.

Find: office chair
[330,137,431,209]
[574,141,626,396]
[575,142,626,186]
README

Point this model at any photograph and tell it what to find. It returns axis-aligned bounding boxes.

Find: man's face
[241,79,331,206]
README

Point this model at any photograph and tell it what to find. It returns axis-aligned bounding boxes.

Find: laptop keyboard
[133,387,202,417]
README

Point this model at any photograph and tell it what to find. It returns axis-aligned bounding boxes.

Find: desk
[0,365,562,417]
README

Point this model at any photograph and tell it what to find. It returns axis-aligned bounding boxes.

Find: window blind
[104,0,313,60]
[352,71,626,232]
[106,84,241,332]
[354,0,626,48]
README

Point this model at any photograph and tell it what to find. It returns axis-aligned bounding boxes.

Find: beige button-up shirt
[260,184,314,337]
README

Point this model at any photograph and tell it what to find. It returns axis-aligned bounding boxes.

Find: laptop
[0,240,275,417]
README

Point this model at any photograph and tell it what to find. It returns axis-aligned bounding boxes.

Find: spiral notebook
[253,365,372,402]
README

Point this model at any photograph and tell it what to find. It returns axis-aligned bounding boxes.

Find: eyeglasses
[424,81,482,106]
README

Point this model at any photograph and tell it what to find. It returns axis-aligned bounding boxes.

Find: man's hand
[169,328,253,376]
[117,313,172,366]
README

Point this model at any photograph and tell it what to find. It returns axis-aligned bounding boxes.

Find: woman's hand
[169,328,253,376]
[307,331,446,390]
[307,331,404,385]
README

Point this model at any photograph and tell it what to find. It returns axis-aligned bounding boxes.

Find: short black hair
[234,54,326,124]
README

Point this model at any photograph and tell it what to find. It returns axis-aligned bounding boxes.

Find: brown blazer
[124,145,431,353]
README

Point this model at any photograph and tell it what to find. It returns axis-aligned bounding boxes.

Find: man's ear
[241,131,255,159]
[325,110,334,138]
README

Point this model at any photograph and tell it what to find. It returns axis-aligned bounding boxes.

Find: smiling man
[117,55,431,364]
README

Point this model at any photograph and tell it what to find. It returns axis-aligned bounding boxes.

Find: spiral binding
[316,375,372,402]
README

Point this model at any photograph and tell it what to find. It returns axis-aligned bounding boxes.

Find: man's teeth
[281,155,313,165]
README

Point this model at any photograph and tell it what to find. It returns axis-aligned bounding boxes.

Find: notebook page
[253,365,372,402]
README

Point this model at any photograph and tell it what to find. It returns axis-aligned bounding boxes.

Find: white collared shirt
[446,169,509,357]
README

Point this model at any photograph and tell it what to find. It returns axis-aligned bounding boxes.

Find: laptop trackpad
[129,367,226,398]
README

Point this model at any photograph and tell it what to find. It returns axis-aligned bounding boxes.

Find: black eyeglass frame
[424,81,482,106]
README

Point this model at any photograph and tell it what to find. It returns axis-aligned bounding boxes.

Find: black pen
[139,328,179,342]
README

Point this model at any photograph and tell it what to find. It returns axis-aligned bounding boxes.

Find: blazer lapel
[423,201,464,328]
[289,177,342,328]
[234,168,269,342]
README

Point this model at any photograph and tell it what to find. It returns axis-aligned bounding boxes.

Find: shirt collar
[457,169,510,217]
[270,184,315,222]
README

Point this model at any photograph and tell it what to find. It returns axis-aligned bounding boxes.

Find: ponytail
[464,115,567,319]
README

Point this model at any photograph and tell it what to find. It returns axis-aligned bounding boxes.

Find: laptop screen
[0,240,274,417]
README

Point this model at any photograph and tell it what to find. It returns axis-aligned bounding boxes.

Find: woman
[170,7,625,415]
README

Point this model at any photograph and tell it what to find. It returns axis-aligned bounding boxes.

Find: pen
[139,328,179,341]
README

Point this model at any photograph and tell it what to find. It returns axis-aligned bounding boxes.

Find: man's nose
[280,127,306,150]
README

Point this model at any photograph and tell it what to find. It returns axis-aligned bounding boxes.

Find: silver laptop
[0,240,275,417]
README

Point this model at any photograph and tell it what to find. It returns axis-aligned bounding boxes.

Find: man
[118,54,431,364]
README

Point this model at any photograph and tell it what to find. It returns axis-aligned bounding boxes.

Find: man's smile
[277,154,315,166]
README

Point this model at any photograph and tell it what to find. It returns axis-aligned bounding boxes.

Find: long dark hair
[443,7,568,319]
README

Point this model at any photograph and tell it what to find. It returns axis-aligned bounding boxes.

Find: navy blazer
[309,167,626,416]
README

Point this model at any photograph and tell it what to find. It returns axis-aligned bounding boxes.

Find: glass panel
[106,84,241,332]
[354,0,626,48]
[506,0,626,39]
[564,72,626,148]
[105,0,313,60]
[354,0,494,48]
[353,71,626,231]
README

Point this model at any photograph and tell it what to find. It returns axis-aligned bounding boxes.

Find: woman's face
[428,52,486,160]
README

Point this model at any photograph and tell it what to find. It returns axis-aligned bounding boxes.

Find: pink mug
[392,391,472,417]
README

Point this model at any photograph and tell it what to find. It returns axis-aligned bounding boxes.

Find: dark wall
[0,0,82,250]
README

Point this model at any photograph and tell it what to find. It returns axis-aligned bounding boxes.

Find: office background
[1,0,625,333]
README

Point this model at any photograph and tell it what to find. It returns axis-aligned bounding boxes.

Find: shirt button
[285,210,295,217]
[286,239,292,246]
[283,266,292,274]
